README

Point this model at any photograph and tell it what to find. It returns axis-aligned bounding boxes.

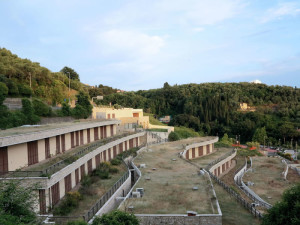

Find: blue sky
[0,0,299,90]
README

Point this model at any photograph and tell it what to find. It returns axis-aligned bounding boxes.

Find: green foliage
[72,91,93,119]
[237,149,263,157]
[0,180,38,224]
[91,210,139,225]
[111,158,121,166]
[53,191,82,216]
[278,152,293,161]
[103,82,300,145]
[60,66,80,81]
[81,175,92,187]
[144,113,167,126]
[67,221,88,225]
[218,133,233,147]
[17,84,32,97]
[174,126,200,139]
[168,131,180,141]
[246,141,260,148]
[21,98,40,124]
[0,82,8,104]
[252,127,267,144]
[92,162,112,179]
[109,167,119,174]
[61,102,72,116]
[262,183,300,225]
[32,98,50,116]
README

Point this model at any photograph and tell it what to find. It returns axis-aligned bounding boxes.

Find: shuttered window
[95,154,100,167]
[94,127,99,140]
[27,141,38,165]
[87,129,90,143]
[75,131,79,146]
[80,130,84,145]
[75,168,79,185]
[110,125,114,136]
[0,147,8,172]
[61,134,66,152]
[80,164,85,180]
[113,146,117,158]
[129,139,133,149]
[64,174,72,193]
[87,159,92,174]
[104,126,107,138]
[71,132,75,148]
[119,143,123,153]
[100,126,104,139]
[51,182,60,206]
[45,138,50,159]
[56,136,60,154]
[39,189,46,214]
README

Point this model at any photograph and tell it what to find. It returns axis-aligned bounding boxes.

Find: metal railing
[0,170,43,178]
[205,149,236,171]
[209,172,263,219]
[83,170,130,221]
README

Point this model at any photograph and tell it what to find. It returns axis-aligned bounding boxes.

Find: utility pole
[29,72,31,88]
[67,72,70,105]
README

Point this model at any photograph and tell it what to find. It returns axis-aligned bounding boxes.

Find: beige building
[0,120,147,214]
[92,107,174,133]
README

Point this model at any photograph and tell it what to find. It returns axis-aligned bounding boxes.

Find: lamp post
[67,72,70,105]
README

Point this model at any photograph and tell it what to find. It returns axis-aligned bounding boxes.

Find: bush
[32,98,50,116]
[168,131,179,141]
[111,158,121,166]
[81,175,92,187]
[67,221,88,225]
[0,82,8,104]
[53,191,82,216]
[61,102,71,116]
[18,84,32,97]
[109,167,119,174]
[92,210,139,225]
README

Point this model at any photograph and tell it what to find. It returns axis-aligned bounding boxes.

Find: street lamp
[67,72,70,105]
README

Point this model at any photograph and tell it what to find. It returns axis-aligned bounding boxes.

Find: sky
[0,0,300,90]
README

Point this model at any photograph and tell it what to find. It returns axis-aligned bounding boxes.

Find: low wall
[182,137,219,159]
[209,150,236,177]
[137,214,222,225]
[90,171,132,221]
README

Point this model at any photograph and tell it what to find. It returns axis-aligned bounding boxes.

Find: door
[27,141,38,165]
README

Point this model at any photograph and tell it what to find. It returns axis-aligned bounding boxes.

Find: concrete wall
[183,137,219,160]
[4,123,119,171]
[209,150,237,177]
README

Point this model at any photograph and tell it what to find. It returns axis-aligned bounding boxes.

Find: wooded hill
[0,47,117,105]
[102,82,300,144]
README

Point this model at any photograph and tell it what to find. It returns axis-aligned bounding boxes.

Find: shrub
[0,82,8,104]
[18,84,32,97]
[168,131,180,141]
[32,98,50,116]
[81,175,92,187]
[67,221,88,225]
[53,191,82,216]
[109,167,119,174]
[92,210,139,225]
[111,158,121,166]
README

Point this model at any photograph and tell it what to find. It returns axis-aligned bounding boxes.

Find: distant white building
[251,79,262,84]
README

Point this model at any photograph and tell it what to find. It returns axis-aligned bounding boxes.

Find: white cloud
[94,29,165,58]
[193,27,205,32]
[261,2,300,23]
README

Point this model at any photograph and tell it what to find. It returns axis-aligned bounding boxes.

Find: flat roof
[0,119,120,147]
[121,139,220,214]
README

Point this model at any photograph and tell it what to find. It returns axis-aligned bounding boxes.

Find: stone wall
[136,214,222,225]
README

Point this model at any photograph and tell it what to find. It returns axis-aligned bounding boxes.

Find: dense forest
[102,82,300,145]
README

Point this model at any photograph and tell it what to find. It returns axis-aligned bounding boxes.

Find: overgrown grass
[237,149,263,157]
[174,126,200,139]
[146,128,168,132]
[144,113,167,126]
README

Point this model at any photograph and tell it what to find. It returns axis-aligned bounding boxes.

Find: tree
[262,183,300,225]
[252,127,267,144]
[91,210,139,225]
[0,180,39,225]
[21,98,40,124]
[32,99,50,116]
[60,66,80,81]
[72,92,92,119]
[0,82,8,104]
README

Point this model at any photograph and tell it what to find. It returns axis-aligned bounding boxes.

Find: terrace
[120,139,222,215]
[243,156,300,205]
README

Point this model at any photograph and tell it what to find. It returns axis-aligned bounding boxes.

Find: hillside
[102,82,300,144]
[0,47,117,105]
